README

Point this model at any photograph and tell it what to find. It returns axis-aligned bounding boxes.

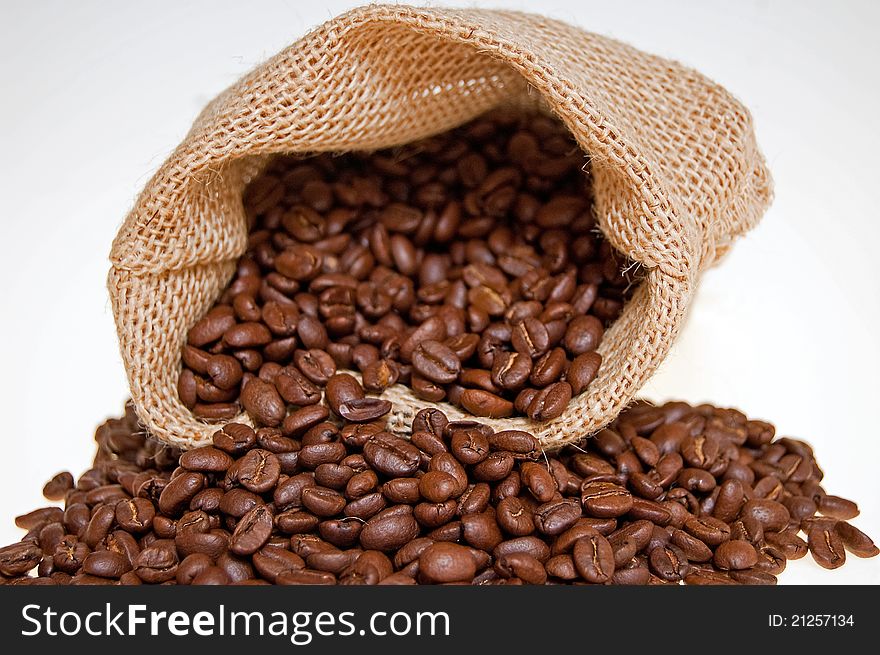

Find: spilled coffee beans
[2,392,876,585]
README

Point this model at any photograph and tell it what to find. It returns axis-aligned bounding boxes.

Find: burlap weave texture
[108,5,771,449]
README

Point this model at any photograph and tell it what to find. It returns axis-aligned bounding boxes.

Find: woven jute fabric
[108,4,771,450]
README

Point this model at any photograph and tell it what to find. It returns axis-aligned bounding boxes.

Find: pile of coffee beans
[2,386,876,585]
[179,111,641,425]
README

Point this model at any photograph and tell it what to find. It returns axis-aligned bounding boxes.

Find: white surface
[0,0,877,584]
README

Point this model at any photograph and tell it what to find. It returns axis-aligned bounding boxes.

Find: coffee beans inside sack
[179,112,639,430]
[2,397,875,585]
[108,5,772,449]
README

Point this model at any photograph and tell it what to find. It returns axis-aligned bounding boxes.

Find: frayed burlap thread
[108,5,771,449]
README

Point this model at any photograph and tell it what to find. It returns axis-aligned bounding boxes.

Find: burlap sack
[108,4,771,450]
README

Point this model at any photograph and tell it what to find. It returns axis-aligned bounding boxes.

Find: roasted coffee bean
[649,544,689,581]
[765,530,809,560]
[490,351,532,391]
[520,462,557,503]
[740,499,790,532]
[240,378,286,426]
[0,542,42,576]
[235,449,281,493]
[495,552,547,584]
[684,516,731,547]
[230,505,274,555]
[580,481,633,517]
[713,540,759,571]
[294,349,337,385]
[213,423,257,455]
[808,524,846,569]
[563,316,603,356]
[275,368,322,406]
[337,398,393,422]
[82,550,131,579]
[360,512,420,552]
[115,498,155,534]
[43,472,75,501]
[534,498,581,536]
[133,541,179,583]
[180,447,233,473]
[419,543,476,583]
[364,434,421,477]
[729,569,777,585]
[461,511,504,550]
[412,340,461,384]
[252,545,306,582]
[362,359,400,392]
[573,532,615,583]
[834,521,879,558]
[526,381,572,421]
[818,495,859,520]
[222,488,264,517]
[496,496,536,536]
[670,529,713,562]
[459,389,514,418]
[489,430,539,455]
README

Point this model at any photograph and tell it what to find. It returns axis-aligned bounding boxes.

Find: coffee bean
[133,541,179,583]
[563,315,603,356]
[337,398,393,422]
[235,449,281,493]
[449,429,490,465]
[301,487,346,517]
[713,540,759,570]
[115,498,155,534]
[526,381,572,421]
[277,568,337,585]
[411,340,461,384]
[0,542,42,576]
[230,505,274,555]
[180,447,233,473]
[490,351,532,391]
[419,543,476,583]
[82,550,131,579]
[740,499,790,532]
[818,494,859,520]
[834,521,879,558]
[213,423,257,455]
[517,462,555,503]
[573,532,615,583]
[461,511,504,550]
[188,306,236,347]
[459,389,514,418]
[275,245,323,281]
[360,512,420,551]
[684,516,731,546]
[808,525,846,569]
[362,360,400,392]
[765,530,808,560]
[324,373,364,414]
[495,552,547,584]
[241,378,286,426]
[581,481,633,518]
[729,569,777,585]
[648,544,689,581]
[511,318,550,359]
[364,434,420,477]
[294,349,337,385]
[42,472,75,501]
[567,351,602,394]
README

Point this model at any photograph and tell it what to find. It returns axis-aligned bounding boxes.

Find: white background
[1,0,877,584]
